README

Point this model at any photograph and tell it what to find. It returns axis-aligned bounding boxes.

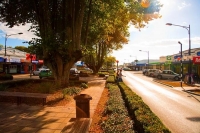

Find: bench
[61,118,91,133]
[0,91,50,106]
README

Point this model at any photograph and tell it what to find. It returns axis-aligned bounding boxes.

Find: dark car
[142,69,148,75]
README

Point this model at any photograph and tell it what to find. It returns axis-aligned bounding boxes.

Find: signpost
[166,56,172,70]
[116,60,119,71]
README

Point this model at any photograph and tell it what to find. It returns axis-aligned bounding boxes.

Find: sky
[0,0,200,65]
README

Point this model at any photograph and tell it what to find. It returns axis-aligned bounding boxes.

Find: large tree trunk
[32,0,86,87]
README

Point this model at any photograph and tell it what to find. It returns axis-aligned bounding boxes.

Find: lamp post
[166,23,191,84]
[5,32,23,56]
[4,32,23,73]
[139,50,149,69]
[178,41,183,87]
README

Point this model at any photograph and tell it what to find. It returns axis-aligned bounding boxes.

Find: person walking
[118,69,123,82]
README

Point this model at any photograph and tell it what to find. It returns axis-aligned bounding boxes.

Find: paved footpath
[0,76,106,133]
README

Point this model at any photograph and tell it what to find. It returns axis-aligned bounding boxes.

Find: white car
[33,68,50,75]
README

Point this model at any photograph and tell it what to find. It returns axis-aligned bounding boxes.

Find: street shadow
[186,117,200,122]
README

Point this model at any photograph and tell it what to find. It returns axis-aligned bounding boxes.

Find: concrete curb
[183,90,200,96]
[153,79,173,88]
[153,79,200,96]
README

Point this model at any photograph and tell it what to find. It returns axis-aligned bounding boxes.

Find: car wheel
[174,76,179,81]
[157,75,162,79]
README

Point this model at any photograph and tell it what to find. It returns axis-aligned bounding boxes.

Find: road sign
[166,56,172,61]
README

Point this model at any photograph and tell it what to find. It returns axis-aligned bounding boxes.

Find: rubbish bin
[74,94,92,118]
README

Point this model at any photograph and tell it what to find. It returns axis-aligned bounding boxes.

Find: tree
[103,56,116,69]
[0,0,162,86]
[0,0,87,87]
[14,46,29,53]
[82,0,162,73]
[0,44,3,49]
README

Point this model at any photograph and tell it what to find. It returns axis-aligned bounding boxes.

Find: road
[122,71,200,133]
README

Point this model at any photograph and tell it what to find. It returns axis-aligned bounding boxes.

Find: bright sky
[0,0,200,65]
[112,0,200,64]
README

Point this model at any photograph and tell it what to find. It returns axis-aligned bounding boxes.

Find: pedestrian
[116,69,119,82]
[118,69,123,82]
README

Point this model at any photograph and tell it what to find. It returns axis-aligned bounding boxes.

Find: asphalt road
[122,71,200,133]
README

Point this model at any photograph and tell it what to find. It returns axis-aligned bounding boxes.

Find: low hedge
[0,73,13,80]
[101,83,134,132]
[118,82,171,133]
[106,75,115,83]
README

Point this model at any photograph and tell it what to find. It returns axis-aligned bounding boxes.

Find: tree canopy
[0,0,162,86]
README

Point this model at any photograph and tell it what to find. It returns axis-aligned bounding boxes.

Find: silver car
[146,69,159,77]
[157,70,181,81]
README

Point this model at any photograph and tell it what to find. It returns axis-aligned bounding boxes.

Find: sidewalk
[0,76,106,133]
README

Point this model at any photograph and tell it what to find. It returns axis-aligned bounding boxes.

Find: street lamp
[5,32,23,56]
[178,41,183,87]
[166,23,191,84]
[139,50,149,69]
[4,32,23,73]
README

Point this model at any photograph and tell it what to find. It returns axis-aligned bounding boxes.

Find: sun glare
[159,0,170,6]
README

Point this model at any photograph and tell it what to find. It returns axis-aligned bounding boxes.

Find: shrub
[0,84,9,91]
[98,72,109,77]
[0,74,13,80]
[80,83,88,89]
[106,75,115,83]
[62,87,81,96]
[36,82,56,94]
[118,82,171,133]
[101,83,134,132]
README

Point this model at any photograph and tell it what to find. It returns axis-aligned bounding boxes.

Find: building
[130,47,200,76]
[0,47,43,74]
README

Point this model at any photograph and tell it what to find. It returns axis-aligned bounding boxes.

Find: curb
[183,90,200,96]
[153,79,200,96]
[153,79,173,88]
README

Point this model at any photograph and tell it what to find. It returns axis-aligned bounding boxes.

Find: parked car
[70,68,80,74]
[84,67,93,73]
[152,69,162,77]
[39,69,52,79]
[146,69,159,77]
[157,70,181,81]
[142,69,148,75]
[70,68,80,80]
[33,68,50,76]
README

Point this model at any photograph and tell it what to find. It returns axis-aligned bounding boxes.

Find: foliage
[101,83,134,132]
[0,44,3,49]
[118,82,171,133]
[98,72,109,77]
[35,82,56,94]
[0,73,13,80]
[106,75,115,83]
[0,84,9,91]
[0,0,162,86]
[62,87,81,96]
[14,46,29,52]
[80,83,88,89]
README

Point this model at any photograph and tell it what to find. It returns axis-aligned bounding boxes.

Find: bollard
[74,94,92,118]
